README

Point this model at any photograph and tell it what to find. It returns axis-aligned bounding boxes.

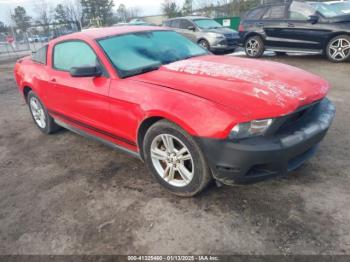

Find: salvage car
[163,16,239,52]
[14,26,335,196]
[239,0,350,62]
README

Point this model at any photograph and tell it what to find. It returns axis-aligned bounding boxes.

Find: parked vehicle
[239,0,350,62]
[128,19,154,26]
[28,35,48,43]
[14,26,335,196]
[163,16,239,52]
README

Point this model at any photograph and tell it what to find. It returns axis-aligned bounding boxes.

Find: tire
[143,120,212,197]
[326,35,350,63]
[198,39,210,50]
[245,35,264,58]
[27,91,61,134]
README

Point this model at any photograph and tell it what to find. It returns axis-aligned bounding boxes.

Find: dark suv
[239,1,350,62]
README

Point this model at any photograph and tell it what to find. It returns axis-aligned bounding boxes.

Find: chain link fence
[0,22,78,62]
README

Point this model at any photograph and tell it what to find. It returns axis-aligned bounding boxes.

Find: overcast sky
[0,0,185,24]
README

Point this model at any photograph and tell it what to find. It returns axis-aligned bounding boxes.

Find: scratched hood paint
[131,55,330,119]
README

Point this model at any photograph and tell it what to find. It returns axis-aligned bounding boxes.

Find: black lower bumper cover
[195,98,336,185]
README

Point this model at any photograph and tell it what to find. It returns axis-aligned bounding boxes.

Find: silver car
[163,16,239,52]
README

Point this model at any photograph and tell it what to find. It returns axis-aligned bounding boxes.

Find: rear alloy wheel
[198,39,210,50]
[245,36,264,58]
[326,35,350,63]
[27,91,61,134]
[144,120,212,196]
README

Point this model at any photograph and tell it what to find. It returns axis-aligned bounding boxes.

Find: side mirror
[308,15,319,24]
[187,25,195,31]
[70,66,102,77]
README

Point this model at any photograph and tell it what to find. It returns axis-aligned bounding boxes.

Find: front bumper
[195,98,335,185]
[210,38,239,51]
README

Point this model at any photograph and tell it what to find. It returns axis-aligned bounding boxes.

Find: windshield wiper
[122,64,161,78]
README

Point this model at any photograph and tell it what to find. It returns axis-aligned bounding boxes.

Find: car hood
[131,55,330,120]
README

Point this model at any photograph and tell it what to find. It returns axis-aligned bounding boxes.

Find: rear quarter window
[262,5,286,19]
[32,45,47,64]
[244,7,267,20]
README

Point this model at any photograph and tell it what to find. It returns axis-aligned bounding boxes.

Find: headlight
[229,119,274,139]
[208,32,225,39]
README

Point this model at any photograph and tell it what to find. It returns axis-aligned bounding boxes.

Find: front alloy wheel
[198,39,210,50]
[150,134,194,187]
[144,120,212,196]
[327,35,350,63]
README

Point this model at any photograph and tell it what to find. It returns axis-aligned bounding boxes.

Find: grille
[274,99,321,135]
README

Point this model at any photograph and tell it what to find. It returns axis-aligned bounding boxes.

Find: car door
[178,19,197,42]
[281,1,328,50]
[46,40,112,134]
[261,5,290,48]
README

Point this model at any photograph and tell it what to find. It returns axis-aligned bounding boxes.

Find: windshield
[193,19,222,29]
[311,1,350,17]
[98,30,208,78]
[328,2,350,14]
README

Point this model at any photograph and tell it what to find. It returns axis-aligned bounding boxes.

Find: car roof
[52,25,167,41]
[166,16,209,21]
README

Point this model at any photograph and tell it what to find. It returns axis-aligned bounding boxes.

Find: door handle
[287,23,295,28]
[256,22,264,26]
[50,78,56,82]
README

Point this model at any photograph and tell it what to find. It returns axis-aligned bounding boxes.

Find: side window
[53,41,97,71]
[289,1,315,20]
[244,7,267,20]
[32,45,47,64]
[170,19,181,28]
[180,19,193,29]
[262,5,286,19]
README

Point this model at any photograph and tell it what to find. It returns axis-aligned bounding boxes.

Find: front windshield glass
[193,19,222,29]
[329,2,350,14]
[312,2,350,17]
[98,30,208,78]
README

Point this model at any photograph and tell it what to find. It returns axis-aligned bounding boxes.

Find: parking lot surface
[0,54,349,255]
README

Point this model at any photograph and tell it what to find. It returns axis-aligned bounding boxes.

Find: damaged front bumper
[195,98,336,185]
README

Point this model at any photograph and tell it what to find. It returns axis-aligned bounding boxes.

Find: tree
[11,6,31,32]
[55,4,69,24]
[0,21,9,33]
[34,0,53,35]
[182,0,193,16]
[81,0,114,26]
[61,0,83,30]
[162,0,182,18]
[117,4,128,22]
[115,4,140,23]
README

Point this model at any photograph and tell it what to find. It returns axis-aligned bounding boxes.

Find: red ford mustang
[14,26,335,196]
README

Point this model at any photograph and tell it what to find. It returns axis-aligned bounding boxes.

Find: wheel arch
[197,37,208,43]
[243,32,264,44]
[323,32,350,51]
[136,114,200,160]
[23,86,33,102]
